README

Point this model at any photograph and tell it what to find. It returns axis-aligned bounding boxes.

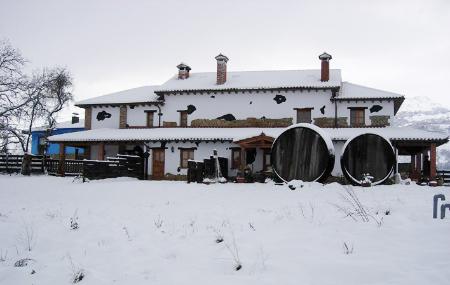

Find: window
[350,108,365,127]
[231,148,241,169]
[180,148,194,168]
[179,111,188,127]
[146,111,155,128]
[296,108,312,123]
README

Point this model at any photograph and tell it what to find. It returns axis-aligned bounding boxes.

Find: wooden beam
[416,153,422,174]
[98,142,105,160]
[430,143,437,180]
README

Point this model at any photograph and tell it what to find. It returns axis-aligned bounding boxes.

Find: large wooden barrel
[341,133,396,185]
[271,124,335,182]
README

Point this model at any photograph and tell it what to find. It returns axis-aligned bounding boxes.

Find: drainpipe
[156,104,162,127]
[332,88,338,128]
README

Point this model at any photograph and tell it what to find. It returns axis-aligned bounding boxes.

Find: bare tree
[0,40,73,153]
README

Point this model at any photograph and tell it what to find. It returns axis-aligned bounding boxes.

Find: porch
[394,140,443,182]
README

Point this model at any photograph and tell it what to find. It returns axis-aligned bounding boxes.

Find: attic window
[179,111,188,127]
[180,148,194,168]
[349,107,366,127]
[294,108,313,124]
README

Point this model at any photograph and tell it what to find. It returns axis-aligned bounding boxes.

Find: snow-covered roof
[48,128,280,142]
[32,119,85,132]
[48,126,448,144]
[325,127,448,142]
[337,82,404,99]
[156,69,342,92]
[75,86,161,106]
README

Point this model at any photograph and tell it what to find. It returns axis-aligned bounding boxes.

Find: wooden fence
[437,170,450,185]
[46,159,84,176]
[0,154,46,174]
[0,153,144,180]
[82,155,145,180]
[187,156,228,183]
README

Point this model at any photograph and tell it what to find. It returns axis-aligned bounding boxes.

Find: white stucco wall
[144,141,240,177]
[90,107,120,129]
[331,140,345,176]
[86,139,379,179]
[336,100,395,126]
[104,144,119,158]
[159,90,334,126]
[90,144,99,160]
[127,106,159,127]
[86,92,397,129]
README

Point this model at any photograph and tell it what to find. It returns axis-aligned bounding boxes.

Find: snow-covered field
[0,175,449,285]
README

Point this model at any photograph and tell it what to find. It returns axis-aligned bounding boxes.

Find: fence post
[5,153,9,174]
[21,153,32,176]
[57,143,66,176]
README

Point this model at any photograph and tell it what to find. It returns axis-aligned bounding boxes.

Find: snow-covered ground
[0,175,449,285]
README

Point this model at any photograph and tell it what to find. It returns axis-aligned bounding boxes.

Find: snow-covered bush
[68,254,85,283]
[343,242,354,255]
[70,215,79,230]
[154,215,163,229]
[223,231,242,271]
[122,226,132,241]
[334,186,383,226]
[14,258,33,267]
[287,180,305,190]
[360,173,374,187]
[0,249,7,262]
[72,270,85,283]
[18,222,36,252]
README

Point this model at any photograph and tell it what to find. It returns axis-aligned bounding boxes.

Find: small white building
[49,53,448,180]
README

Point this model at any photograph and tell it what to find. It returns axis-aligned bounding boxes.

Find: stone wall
[163,121,177,127]
[84,107,92,130]
[119,105,127,129]
[191,117,293,128]
[313,117,348,128]
[370,115,390,127]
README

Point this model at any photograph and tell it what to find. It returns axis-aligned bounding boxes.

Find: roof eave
[75,101,165,108]
[154,86,341,94]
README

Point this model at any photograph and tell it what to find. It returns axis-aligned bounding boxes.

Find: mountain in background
[393,96,450,169]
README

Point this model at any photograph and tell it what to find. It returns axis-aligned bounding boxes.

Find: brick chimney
[177,63,191,80]
[318,52,332,82]
[215,54,229,85]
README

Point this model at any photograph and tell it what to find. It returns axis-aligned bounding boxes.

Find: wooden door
[152,149,165,179]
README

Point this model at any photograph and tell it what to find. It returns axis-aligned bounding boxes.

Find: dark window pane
[297,109,312,123]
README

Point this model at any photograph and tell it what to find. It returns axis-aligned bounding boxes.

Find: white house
[48,53,448,181]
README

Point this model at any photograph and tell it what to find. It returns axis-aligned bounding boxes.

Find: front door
[152,148,165,179]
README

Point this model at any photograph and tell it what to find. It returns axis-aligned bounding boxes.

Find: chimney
[177,63,191,80]
[72,113,79,124]
[215,53,229,85]
[318,52,332,82]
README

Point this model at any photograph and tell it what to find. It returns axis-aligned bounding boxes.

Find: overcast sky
[1,0,449,119]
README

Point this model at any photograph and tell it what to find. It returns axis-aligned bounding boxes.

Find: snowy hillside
[393,96,450,168]
[1,175,450,285]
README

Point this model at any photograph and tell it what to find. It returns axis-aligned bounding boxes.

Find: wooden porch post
[430,143,437,180]
[394,147,399,174]
[240,147,246,171]
[98,142,105,160]
[58,143,66,176]
[415,153,422,174]
[84,145,91,160]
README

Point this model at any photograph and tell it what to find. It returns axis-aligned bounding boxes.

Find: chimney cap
[319,52,332,60]
[215,53,229,63]
[176,63,191,71]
